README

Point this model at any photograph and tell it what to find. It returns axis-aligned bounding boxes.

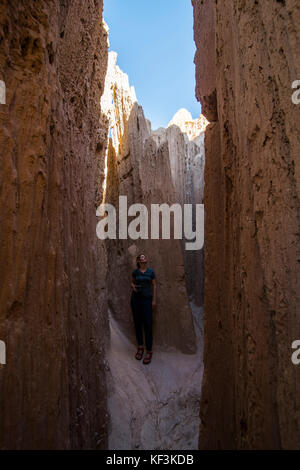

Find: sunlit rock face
[193,0,300,450]
[152,111,207,307]
[0,0,109,449]
[101,51,137,163]
[102,53,207,353]
[168,109,208,142]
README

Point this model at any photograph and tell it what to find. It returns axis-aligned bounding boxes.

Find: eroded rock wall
[154,110,207,307]
[0,0,109,449]
[193,0,300,449]
[102,53,207,353]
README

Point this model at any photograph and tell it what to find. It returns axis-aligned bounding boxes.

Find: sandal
[135,347,144,361]
[143,352,153,365]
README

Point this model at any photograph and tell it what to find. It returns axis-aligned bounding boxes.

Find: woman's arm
[131,275,138,292]
[152,279,157,307]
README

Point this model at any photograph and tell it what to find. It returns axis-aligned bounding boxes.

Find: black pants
[131,293,153,352]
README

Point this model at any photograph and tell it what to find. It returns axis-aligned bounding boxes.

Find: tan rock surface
[193,0,300,450]
[107,306,204,450]
[0,0,109,449]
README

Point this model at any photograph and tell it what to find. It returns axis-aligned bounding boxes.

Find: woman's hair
[136,254,146,268]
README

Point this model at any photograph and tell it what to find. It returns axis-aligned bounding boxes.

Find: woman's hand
[132,283,138,293]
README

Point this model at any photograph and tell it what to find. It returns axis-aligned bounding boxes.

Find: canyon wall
[153,110,207,307]
[0,0,109,449]
[101,53,207,353]
[193,0,300,449]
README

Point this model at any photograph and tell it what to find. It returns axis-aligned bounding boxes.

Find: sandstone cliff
[193,0,300,449]
[0,0,109,449]
[102,52,207,354]
[155,110,207,307]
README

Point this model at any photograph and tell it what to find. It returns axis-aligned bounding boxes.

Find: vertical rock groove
[193,0,300,449]
[0,1,109,449]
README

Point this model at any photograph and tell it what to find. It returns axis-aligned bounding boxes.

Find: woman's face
[139,254,147,265]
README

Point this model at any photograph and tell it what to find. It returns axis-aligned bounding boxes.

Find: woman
[131,254,156,365]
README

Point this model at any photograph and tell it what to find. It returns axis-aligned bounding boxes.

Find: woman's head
[137,253,148,268]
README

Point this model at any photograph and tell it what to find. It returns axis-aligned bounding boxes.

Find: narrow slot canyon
[0,0,299,451]
[100,52,206,449]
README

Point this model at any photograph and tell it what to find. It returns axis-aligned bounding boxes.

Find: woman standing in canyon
[131,254,157,365]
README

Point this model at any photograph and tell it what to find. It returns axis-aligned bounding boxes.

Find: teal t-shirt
[132,268,155,298]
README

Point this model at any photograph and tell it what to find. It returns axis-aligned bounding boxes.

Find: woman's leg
[131,294,144,347]
[142,298,153,353]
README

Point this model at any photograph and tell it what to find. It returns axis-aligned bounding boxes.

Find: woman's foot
[135,347,144,361]
[143,351,153,365]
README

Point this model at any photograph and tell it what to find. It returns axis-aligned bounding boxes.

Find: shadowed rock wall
[0,0,109,449]
[193,0,300,449]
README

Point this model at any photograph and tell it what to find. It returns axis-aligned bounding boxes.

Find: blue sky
[103,0,200,130]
